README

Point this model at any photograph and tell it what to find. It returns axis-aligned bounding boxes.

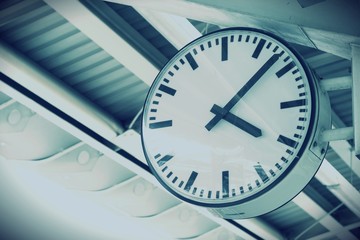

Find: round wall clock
[141,27,330,218]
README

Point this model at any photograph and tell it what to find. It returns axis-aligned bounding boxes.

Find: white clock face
[141,28,315,207]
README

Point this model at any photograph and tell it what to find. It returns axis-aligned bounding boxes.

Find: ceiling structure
[1,0,360,239]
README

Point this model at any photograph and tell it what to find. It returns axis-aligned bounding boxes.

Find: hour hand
[208,104,262,138]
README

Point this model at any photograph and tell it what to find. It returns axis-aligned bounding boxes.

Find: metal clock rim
[140,26,318,209]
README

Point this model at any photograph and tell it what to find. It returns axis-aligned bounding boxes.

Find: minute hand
[205,54,280,131]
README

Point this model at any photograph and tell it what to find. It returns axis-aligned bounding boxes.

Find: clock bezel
[141,27,321,210]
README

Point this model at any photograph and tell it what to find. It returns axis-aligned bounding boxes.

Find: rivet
[77,150,90,165]
[133,181,147,196]
[8,109,21,125]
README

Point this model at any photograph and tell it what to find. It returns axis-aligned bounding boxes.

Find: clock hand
[205,54,280,131]
[210,104,262,137]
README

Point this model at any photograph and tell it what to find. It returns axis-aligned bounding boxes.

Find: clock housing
[141,27,330,218]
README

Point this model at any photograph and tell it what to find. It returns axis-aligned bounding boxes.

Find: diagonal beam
[136,8,201,49]
[107,0,360,60]
[307,222,360,240]
[292,192,357,240]
[0,40,123,141]
[44,0,160,86]
[315,159,360,218]
[79,0,169,70]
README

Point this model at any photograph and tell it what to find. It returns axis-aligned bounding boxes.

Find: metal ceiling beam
[136,8,201,49]
[0,40,123,142]
[307,222,360,240]
[292,192,357,240]
[43,0,159,86]
[315,159,360,218]
[107,0,360,60]
[0,76,156,191]
[351,44,360,157]
[79,0,169,70]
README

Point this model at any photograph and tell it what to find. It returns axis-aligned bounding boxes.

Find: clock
[141,27,330,218]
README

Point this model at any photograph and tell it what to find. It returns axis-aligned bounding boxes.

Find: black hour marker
[222,171,229,198]
[240,186,244,194]
[152,101,159,105]
[276,61,296,78]
[253,36,258,44]
[159,84,176,96]
[149,117,156,121]
[286,149,294,155]
[166,171,173,178]
[280,99,306,109]
[245,35,250,42]
[254,164,270,183]
[248,184,253,191]
[270,169,276,176]
[168,71,174,76]
[207,41,212,48]
[294,134,302,139]
[208,191,212,198]
[185,52,198,70]
[179,181,184,188]
[193,49,198,55]
[281,157,288,163]
[180,59,185,65]
[200,189,204,197]
[200,44,205,51]
[157,154,174,167]
[232,189,236,196]
[174,65,179,70]
[184,171,198,192]
[192,187,197,195]
[273,46,279,52]
[215,38,219,45]
[172,176,178,183]
[221,36,228,61]
[149,120,172,129]
[238,35,242,42]
[162,166,168,172]
[277,135,298,148]
[275,163,282,170]
[292,69,299,74]
[216,191,220,199]
[266,42,272,49]
[255,180,260,187]
[252,38,266,59]
[295,76,302,81]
